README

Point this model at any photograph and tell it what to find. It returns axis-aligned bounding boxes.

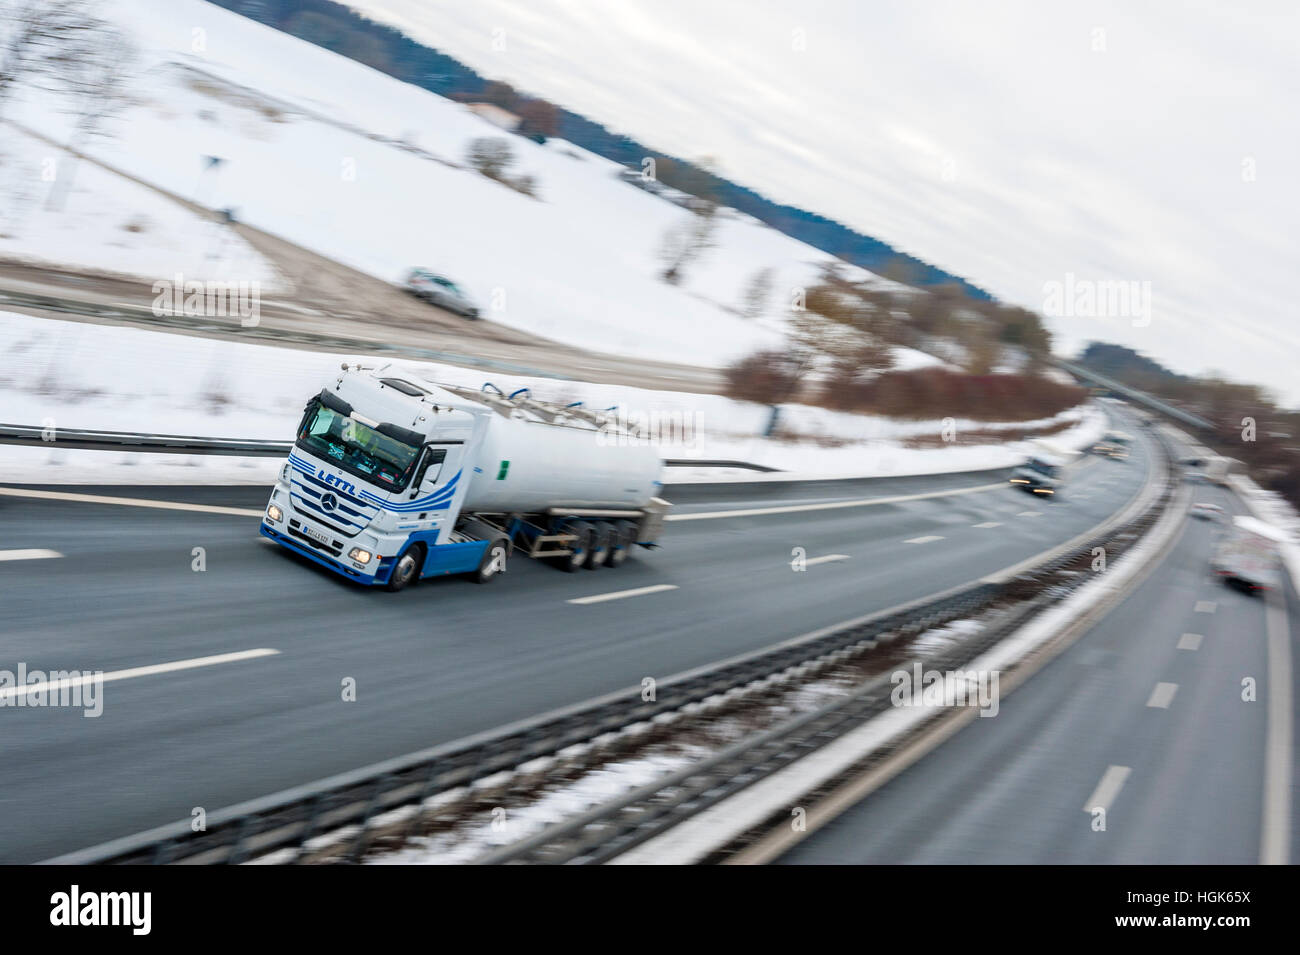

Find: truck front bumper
[260,523,394,586]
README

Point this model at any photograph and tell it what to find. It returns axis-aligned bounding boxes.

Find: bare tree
[659,201,717,285]
[465,136,515,180]
[741,267,773,319]
[43,21,138,211]
[0,0,96,117]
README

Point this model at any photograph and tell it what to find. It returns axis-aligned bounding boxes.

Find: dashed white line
[567,584,679,605]
[972,521,1001,529]
[1176,633,1204,651]
[0,549,63,562]
[1016,510,1042,518]
[1146,682,1179,709]
[803,554,850,567]
[0,648,280,704]
[1194,600,1217,614]
[1083,765,1131,813]
[903,535,944,545]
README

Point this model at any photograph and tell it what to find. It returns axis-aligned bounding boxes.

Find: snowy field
[0,312,1106,485]
[4,0,905,368]
[0,125,281,286]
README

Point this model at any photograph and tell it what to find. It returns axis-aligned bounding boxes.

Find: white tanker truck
[260,365,669,591]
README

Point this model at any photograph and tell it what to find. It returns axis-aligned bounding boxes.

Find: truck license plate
[302,525,329,544]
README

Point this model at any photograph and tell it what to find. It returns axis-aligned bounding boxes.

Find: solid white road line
[1145,682,1179,709]
[803,554,851,567]
[1083,765,1131,813]
[0,648,280,703]
[1176,633,1204,651]
[903,535,943,545]
[1194,600,1217,614]
[972,521,1001,529]
[1016,510,1041,518]
[0,486,263,517]
[567,584,679,606]
[0,549,63,562]
[666,480,1007,522]
[1261,593,1292,864]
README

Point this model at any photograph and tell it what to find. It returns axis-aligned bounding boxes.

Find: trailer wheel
[585,521,613,569]
[387,543,425,592]
[475,540,508,584]
[606,521,634,568]
[561,522,592,573]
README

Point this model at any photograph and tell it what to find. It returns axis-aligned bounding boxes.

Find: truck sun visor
[319,389,353,417]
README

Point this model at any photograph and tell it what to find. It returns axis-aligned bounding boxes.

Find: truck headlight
[348,547,372,563]
[266,504,283,522]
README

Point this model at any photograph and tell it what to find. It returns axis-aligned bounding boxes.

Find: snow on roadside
[0,311,1105,485]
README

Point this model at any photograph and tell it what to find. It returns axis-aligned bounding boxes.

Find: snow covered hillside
[4,0,904,368]
[0,124,280,286]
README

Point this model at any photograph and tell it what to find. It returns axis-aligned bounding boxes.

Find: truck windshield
[296,401,421,491]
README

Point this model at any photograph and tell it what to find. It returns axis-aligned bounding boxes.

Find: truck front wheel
[386,543,425,592]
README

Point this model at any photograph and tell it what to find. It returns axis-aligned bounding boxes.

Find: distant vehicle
[1201,456,1240,487]
[1003,441,1076,501]
[1191,502,1226,521]
[1091,429,1132,460]
[403,268,480,318]
[1212,515,1285,592]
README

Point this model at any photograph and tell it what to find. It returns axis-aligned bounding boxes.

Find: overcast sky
[348,0,1299,406]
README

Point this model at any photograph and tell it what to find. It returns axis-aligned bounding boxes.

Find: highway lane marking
[804,554,851,566]
[0,548,63,562]
[1016,510,1041,518]
[666,480,1008,522]
[0,486,263,517]
[972,521,1001,529]
[1082,765,1131,813]
[567,584,679,605]
[1145,682,1179,709]
[1261,593,1292,864]
[903,535,944,545]
[0,648,280,704]
[1176,633,1204,651]
[1194,600,1217,614]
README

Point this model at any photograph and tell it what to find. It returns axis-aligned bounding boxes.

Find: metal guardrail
[479,431,1178,864]
[0,424,777,471]
[47,425,1173,865]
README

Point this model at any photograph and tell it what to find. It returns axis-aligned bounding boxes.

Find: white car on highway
[403,268,480,318]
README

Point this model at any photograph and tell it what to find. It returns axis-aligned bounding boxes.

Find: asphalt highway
[779,480,1298,864]
[0,435,1153,862]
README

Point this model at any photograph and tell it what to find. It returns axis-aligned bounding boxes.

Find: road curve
[777,479,1297,864]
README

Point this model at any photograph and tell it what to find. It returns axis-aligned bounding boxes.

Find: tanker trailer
[260,365,670,591]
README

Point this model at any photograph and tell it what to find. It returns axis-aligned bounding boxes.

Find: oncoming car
[403,268,480,318]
